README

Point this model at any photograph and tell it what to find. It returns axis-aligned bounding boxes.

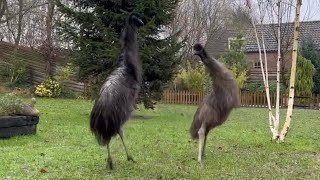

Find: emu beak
[137,19,144,26]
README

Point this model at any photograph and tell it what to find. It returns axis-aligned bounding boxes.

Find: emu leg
[197,123,206,165]
[119,129,135,162]
[202,135,207,158]
[106,142,113,169]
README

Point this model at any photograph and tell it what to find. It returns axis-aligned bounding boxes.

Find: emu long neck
[199,49,240,107]
[121,24,142,83]
[198,51,225,78]
[122,24,138,51]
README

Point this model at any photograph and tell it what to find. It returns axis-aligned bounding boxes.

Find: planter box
[0,116,39,138]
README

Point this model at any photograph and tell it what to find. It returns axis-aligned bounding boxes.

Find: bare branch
[0,0,47,24]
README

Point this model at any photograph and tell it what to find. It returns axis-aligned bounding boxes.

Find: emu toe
[198,160,204,168]
[127,155,136,163]
[107,158,113,170]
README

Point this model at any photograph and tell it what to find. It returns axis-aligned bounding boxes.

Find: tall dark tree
[57,0,182,108]
[300,37,320,95]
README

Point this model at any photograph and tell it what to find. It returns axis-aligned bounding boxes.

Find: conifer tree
[57,0,182,108]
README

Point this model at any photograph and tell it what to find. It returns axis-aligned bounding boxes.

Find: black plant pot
[0,116,39,138]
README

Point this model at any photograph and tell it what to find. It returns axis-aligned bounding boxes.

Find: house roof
[245,21,320,52]
[205,21,320,56]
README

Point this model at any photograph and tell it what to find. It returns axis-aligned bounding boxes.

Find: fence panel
[161,90,319,109]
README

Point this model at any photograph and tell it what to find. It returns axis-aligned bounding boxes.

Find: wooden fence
[162,90,206,105]
[0,42,85,92]
[161,90,320,109]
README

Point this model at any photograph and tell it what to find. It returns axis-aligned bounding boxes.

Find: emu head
[193,43,205,58]
[128,13,144,27]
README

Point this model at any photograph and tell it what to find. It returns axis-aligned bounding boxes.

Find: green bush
[295,55,315,96]
[229,66,247,89]
[243,81,286,93]
[0,53,29,87]
[174,62,210,91]
[300,37,320,94]
[0,94,24,116]
[55,63,74,82]
[220,34,249,89]
[59,87,78,99]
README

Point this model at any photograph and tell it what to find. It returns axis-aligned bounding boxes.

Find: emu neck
[196,49,240,109]
[122,24,138,52]
[200,56,224,79]
[121,24,142,83]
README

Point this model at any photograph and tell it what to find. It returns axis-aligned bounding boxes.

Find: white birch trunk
[261,32,275,135]
[274,0,281,142]
[249,7,275,134]
[279,0,302,142]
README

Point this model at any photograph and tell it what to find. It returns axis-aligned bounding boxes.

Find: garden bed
[0,116,39,138]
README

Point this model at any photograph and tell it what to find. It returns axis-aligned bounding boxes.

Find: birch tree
[247,0,302,143]
[266,0,295,86]
[246,0,277,138]
[279,0,302,142]
[275,0,281,141]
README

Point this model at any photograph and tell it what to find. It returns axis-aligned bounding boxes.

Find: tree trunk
[274,0,281,141]
[44,0,55,77]
[261,32,275,136]
[14,0,24,45]
[248,4,275,135]
[279,0,302,142]
[0,0,7,20]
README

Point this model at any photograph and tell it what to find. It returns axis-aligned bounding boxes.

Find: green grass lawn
[0,98,319,179]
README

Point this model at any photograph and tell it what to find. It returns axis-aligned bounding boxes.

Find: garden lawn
[0,98,319,179]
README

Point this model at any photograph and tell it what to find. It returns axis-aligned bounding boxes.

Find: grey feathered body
[90,14,142,145]
[190,44,240,139]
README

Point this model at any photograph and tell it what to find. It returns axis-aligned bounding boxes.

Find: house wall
[246,52,292,82]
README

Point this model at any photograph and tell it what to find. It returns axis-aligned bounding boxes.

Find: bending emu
[90,13,144,169]
[191,44,240,165]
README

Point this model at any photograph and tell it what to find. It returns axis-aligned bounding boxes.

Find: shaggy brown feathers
[190,43,240,165]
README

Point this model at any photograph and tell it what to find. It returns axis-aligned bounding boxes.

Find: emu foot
[197,160,204,168]
[107,158,113,170]
[127,155,136,163]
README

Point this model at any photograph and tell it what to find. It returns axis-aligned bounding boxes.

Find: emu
[90,13,144,169]
[190,44,240,165]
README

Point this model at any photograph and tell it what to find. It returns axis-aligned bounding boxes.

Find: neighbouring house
[205,20,320,83]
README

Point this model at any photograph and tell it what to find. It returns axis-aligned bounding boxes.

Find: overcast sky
[297,0,320,21]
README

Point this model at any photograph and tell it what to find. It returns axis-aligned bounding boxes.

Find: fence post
[187,90,190,104]
[170,90,173,104]
[245,91,247,107]
[318,95,320,110]
[175,90,177,104]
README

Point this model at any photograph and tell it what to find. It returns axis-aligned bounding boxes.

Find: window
[254,62,264,69]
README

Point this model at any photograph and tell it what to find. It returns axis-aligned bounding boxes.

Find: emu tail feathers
[90,100,111,146]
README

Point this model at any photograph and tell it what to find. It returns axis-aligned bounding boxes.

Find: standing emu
[90,13,144,169]
[191,44,240,165]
